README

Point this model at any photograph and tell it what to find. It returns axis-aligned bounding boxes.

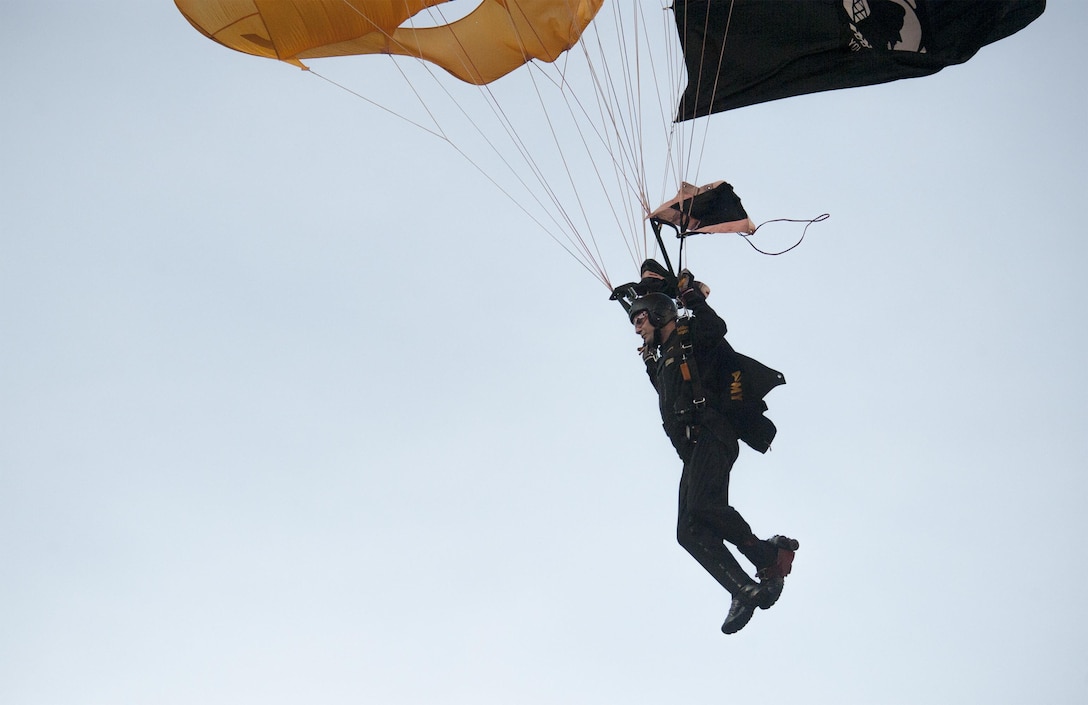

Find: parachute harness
[674,314,707,440]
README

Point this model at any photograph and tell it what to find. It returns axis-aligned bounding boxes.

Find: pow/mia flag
[674,0,1046,120]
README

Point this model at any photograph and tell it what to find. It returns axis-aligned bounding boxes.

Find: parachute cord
[335,6,578,240]
[307,69,613,284]
[406,1,618,287]
[328,2,580,241]
[307,69,447,141]
[741,214,830,256]
[326,5,620,287]
[660,3,692,233]
[320,0,692,292]
[652,5,686,257]
[572,9,653,271]
[687,0,736,188]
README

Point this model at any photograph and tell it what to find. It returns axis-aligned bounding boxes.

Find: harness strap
[675,318,707,410]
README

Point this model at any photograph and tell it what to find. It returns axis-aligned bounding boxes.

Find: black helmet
[628,292,678,327]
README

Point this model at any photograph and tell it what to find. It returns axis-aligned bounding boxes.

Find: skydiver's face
[633,311,655,346]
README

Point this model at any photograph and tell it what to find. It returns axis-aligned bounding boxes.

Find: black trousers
[674,424,762,595]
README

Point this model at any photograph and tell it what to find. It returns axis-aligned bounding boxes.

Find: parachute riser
[651,218,695,281]
[651,219,676,277]
[609,219,692,315]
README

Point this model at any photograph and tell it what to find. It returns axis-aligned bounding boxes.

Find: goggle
[632,311,649,326]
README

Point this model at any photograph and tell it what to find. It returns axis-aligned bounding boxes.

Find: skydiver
[626,261,797,634]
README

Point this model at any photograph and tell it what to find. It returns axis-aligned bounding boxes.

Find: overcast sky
[2,2,1085,704]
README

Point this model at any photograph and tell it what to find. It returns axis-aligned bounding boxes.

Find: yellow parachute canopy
[174,0,604,84]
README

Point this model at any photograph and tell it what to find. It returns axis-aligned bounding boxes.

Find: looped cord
[742,213,830,256]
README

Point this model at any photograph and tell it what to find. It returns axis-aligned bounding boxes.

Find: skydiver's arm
[681,285,728,341]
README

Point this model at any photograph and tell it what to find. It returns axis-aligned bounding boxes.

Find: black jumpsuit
[644,295,779,595]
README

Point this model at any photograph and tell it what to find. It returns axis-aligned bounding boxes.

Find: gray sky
[2,2,1085,704]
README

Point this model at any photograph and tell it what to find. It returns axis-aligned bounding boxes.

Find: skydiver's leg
[676,436,760,594]
[681,432,772,557]
[676,447,765,634]
[680,430,793,613]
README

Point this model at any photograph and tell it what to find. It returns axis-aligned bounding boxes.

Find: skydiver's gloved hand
[634,259,678,297]
[677,269,711,307]
[639,344,657,364]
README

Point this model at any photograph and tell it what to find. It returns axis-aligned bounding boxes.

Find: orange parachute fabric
[174,0,604,84]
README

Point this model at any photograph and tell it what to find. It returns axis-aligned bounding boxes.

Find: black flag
[649,181,755,235]
[674,0,1046,120]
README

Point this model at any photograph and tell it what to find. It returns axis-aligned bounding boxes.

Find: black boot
[678,528,770,634]
[754,535,799,610]
[721,583,762,634]
[710,546,768,634]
